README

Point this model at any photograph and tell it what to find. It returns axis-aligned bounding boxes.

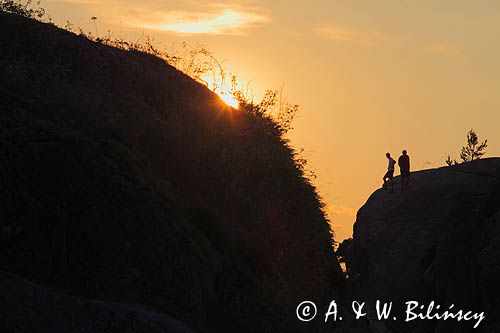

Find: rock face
[0,102,219,331]
[0,270,195,333]
[348,158,500,332]
[0,12,351,332]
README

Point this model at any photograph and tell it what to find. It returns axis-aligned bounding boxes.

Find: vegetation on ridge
[446,129,488,166]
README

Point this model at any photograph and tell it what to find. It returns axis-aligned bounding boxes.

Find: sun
[201,75,240,109]
[218,92,239,109]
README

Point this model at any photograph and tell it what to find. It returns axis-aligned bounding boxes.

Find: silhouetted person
[398,150,411,189]
[383,152,396,192]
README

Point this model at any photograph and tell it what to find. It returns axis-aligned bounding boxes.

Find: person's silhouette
[398,150,411,190]
[383,152,396,192]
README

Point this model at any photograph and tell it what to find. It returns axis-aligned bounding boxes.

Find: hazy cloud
[141,8,269,35]
[331,205,358,218]
[315,26,394,46]
[49,0,270,35]
[316,25,463,58]
[417,42,463,56]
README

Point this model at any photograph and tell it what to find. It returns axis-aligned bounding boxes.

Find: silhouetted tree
[460,129,488,163]
[445,129,488,166]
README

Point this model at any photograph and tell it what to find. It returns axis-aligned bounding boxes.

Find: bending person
[383,152,396,192]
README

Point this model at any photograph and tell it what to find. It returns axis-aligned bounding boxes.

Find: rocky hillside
[345,158,500,332]
[0,11,351,332]
[0,270,195,333]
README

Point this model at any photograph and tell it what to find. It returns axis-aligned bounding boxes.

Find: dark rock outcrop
[347,158,500,332]
[0,270,195,333]
[0,100,219,331]
[0,11,351,332]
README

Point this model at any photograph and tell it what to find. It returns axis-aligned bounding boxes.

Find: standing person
[383,152,396,192]
[398,150,411,190]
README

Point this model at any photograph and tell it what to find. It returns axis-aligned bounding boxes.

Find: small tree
[459,129,488,163]
[445,155,457,166]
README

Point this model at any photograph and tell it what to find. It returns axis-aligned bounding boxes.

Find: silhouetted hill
[345,158,500,332]
[0,11,351,332]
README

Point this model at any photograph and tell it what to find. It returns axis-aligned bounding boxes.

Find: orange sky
[44,0,500,241]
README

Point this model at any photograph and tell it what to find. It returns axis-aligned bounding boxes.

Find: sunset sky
[43,0,500,241]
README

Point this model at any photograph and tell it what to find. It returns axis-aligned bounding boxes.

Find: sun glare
[219,92,239,109]
[202,76,239,109]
